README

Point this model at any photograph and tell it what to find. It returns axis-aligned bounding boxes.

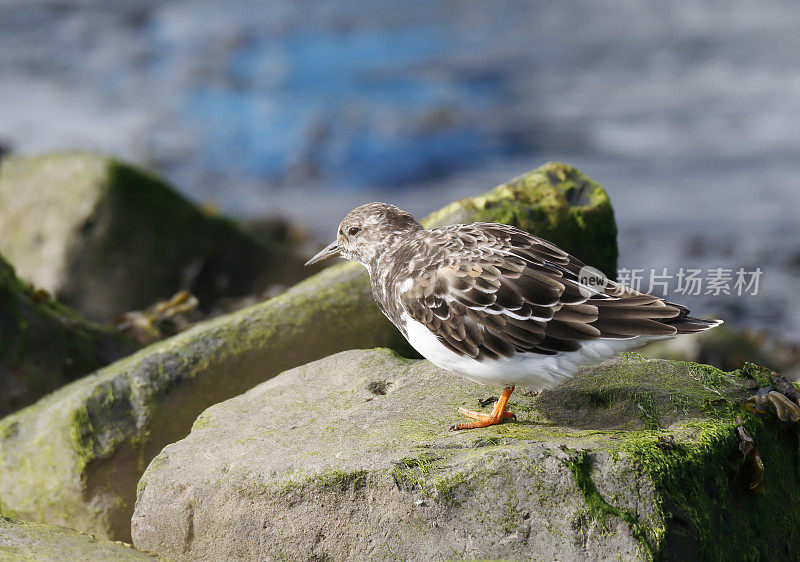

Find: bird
[305,202,722,431]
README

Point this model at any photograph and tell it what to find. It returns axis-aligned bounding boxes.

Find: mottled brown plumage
[306,202,721,430]
[379,221,713,361]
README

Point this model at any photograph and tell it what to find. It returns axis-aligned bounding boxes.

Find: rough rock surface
[0,263,405,542]
[642,326,800,381]
[0,152,304,322]
[0,162,616,540]
[0,516,155,561]
[132,349,799,561]
[0,252,136,416]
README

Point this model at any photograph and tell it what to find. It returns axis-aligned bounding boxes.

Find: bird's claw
[449,407,515,430]
[449,386,516,431]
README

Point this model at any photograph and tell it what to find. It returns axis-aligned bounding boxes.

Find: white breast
[401,313,662,388]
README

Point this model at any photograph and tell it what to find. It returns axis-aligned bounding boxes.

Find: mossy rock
[0,516,155,561]
[0,152,305,322]
[427,162,618,277]
[0,162,616,541]
[642,326,800,378]
[0,252,136,416]
[131,349,799,561]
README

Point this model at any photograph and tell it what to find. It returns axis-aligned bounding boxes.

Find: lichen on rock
[131,349,799,561]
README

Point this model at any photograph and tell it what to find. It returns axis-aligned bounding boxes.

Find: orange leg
[450,386,516,431]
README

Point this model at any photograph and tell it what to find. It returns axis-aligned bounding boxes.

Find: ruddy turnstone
[306,202,722,430]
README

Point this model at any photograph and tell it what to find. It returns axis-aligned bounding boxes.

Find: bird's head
[305,202,422,268]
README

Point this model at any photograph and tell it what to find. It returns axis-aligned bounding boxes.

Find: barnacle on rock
[743,371,800,425]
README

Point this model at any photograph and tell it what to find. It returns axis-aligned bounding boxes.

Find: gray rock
[0,152,305,322]
[0,516,155,561]
[0,263,405,542]
[0,162,617,541]
[0,252,136,416]
[132,349,799,561]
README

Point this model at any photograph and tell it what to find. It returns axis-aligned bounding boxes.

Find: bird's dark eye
[348,226,361,236]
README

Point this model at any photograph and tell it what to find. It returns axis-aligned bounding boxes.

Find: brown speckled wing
[398,223,691,361]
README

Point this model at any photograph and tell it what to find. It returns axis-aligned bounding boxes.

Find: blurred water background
[1,0,799,341]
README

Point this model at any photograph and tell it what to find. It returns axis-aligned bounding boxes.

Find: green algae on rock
[0,162,617,541]
[642,325,800,380]
[0,152,305,323]
[131,349,799,561]
[0,516,155,561]
[426,162,618,277]
[0,264,406,541]
[0,252,136,416]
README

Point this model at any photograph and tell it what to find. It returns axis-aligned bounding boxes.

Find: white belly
[402,314,662,388]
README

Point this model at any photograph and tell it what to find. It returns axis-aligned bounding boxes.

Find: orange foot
[450,385,516,431]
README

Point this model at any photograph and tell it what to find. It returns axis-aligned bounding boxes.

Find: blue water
[0,0,799,339]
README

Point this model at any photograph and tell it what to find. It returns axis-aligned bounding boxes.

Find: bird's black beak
[305,241,341,266]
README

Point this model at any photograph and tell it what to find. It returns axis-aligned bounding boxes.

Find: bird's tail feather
[668,316,723,334]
